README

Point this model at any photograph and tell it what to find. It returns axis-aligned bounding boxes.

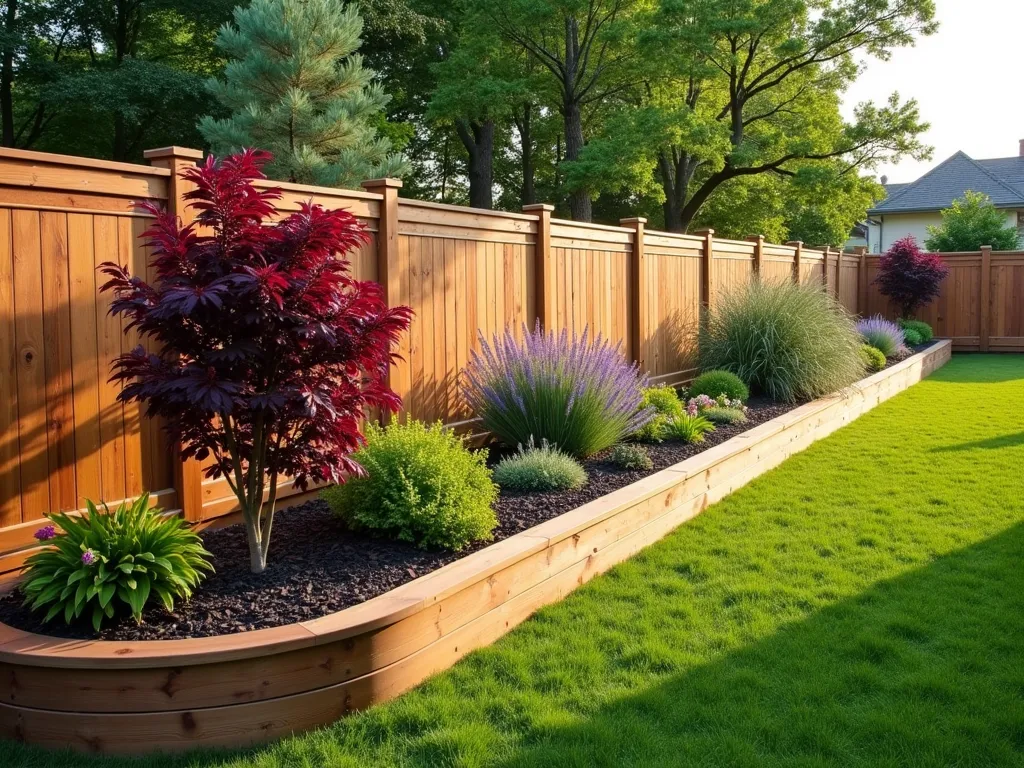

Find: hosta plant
[21,495,213,631]
[462,322,652,458]
[100,151,411,573]
[857,315,904,358]
[492,438,588,492]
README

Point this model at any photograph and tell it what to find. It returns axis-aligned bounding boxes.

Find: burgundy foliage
[99,150,411,571]
[873,236,949,318]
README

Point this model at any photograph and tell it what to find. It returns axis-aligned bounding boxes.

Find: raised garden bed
[0,341,951,755]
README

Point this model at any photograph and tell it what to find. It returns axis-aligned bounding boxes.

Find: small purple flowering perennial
[81,550,96,565]
[33,525,56,541]
[857,315,905,358]
[463,322,653,458]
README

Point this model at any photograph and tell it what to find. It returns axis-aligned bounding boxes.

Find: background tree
[874,235,948,318]
[924,190,1021,252]
[199,0,408,187]
[100,152,412,573]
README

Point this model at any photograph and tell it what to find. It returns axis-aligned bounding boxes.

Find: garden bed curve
[0,340,952,755]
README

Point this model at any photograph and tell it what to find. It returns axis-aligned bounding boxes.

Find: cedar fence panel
[0,145,1018,568]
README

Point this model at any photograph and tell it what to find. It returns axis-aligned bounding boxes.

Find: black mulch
[0,399,796,641]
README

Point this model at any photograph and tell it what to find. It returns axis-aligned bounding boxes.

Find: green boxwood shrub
[21,494,213,630]
[859,344,887,372]
[901,327,924,346]
[321,421,498,551]
[702,406,747,425]
[899,318,933,343]
[664,414,715,443]
[699,279,864,403]
[492,438,587,492]
[608,443,653,471]
[688,370,749,403]
[633,385,684,442]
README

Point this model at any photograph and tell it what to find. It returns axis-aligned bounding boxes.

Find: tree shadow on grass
[930,432,1024,453]
[496,523,1024,768]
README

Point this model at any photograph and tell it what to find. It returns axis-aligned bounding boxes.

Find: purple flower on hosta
[33,525,56,541]
[81,550,96,565]
[462,320,653,458]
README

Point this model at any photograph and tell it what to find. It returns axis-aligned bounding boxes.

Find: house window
[1018,212,1024,248]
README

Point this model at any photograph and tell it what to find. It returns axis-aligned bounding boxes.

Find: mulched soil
[0,398,796,642]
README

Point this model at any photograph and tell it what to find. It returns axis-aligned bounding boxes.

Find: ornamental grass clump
[463,322,652,458]
[21,494,213,631]
[857,315,905,358]
[321,420,497,551]
[492,438,587,493]
[664,413,715,443]
[699,279,863,403]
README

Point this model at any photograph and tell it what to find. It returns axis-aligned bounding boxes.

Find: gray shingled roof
[868,151,1024,215]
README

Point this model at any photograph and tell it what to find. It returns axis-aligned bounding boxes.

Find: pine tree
[199,0,409,187]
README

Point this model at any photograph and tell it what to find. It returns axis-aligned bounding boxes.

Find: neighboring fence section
[0,145,1016,568]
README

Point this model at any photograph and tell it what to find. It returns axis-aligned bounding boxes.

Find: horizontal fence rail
[0,145,1016,569]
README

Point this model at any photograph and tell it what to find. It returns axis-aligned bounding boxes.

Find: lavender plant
[463,323,653,458]
[857,316,905,358]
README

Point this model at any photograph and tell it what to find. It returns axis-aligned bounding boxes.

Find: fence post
[144,146,205,522]
[787,241,803,284]
[695,228,715,308]
[980,245,992,352]
[361,178,408,414]
[855,246,868,315]
[745,234,764,279]
[524,203,555,332]
[621,217,647,369]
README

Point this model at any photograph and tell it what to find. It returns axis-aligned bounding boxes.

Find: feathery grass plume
[857,315,905,358]
[463,322,653,458]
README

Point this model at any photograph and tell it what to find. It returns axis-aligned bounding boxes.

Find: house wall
[868,210,1021,252]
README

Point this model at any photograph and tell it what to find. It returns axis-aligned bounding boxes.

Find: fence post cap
[744,234,764,242]
[361,178,403,190]
[785,240,804,247]
[693,228,714,236]
[620,217,647,225]
[522,203,555,213]
[143,146,204,160]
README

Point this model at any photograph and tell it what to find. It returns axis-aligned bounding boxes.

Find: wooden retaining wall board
[0,341,951,755]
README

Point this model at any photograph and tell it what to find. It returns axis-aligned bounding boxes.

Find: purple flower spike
[81,550,96,565]
[33,525,56,541]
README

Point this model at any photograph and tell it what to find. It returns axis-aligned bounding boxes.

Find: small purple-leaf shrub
[857,315,905,358]
[874,236,948,318]
[462,322,653,458]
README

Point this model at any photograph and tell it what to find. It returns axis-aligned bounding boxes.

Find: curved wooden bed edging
[0,342,952,754]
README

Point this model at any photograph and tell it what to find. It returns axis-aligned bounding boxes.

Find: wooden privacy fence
[0,145,1015,569]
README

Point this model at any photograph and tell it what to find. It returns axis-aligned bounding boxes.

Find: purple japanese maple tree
[874,236,949,318]
[100,151,411,573]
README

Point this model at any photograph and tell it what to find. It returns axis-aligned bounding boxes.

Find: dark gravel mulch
[0,400,795,642]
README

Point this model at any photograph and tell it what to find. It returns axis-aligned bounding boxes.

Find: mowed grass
[5,354,1024,768]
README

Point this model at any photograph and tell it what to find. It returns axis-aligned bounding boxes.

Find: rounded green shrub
[633,385,684,442]
[699,279,864,403]
[858,344,886,372]
[664,414,715,444]
[899,318,933,343]
[21,494,213,631]
[607,443,653,471]
[702,406,747,425]
[492,438,587,492]
[688,370,749,403]
[901,327,923,346]
[321,421,498,551]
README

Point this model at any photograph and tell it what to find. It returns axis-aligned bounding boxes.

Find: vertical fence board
[0,209,20,528]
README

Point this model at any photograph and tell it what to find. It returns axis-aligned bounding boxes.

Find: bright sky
[841,0,1024,184]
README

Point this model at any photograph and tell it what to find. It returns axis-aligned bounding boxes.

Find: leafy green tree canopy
[924,191,1021,252]
[199,0,408,187]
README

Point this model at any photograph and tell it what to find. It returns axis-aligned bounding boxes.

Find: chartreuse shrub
[462,323,652,459]
[899,318,933,343]
[21,494,213,631]
[857,315,904,358]
[492,438,587,493]
[633,385,684,442]
[688,370,749,403]
[322,421,497,551]
[700,279,863,403]
[664,413,715,443]
[608,443,653,471]
[859,344,887,372]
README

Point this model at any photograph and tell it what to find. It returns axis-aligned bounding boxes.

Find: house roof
[868,151,1024,216]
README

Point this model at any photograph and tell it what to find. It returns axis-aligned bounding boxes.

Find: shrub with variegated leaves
[463,322,653,458]
[21,494,213,631]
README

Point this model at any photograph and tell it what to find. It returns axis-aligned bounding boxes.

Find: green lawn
[5,354,1024,768]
